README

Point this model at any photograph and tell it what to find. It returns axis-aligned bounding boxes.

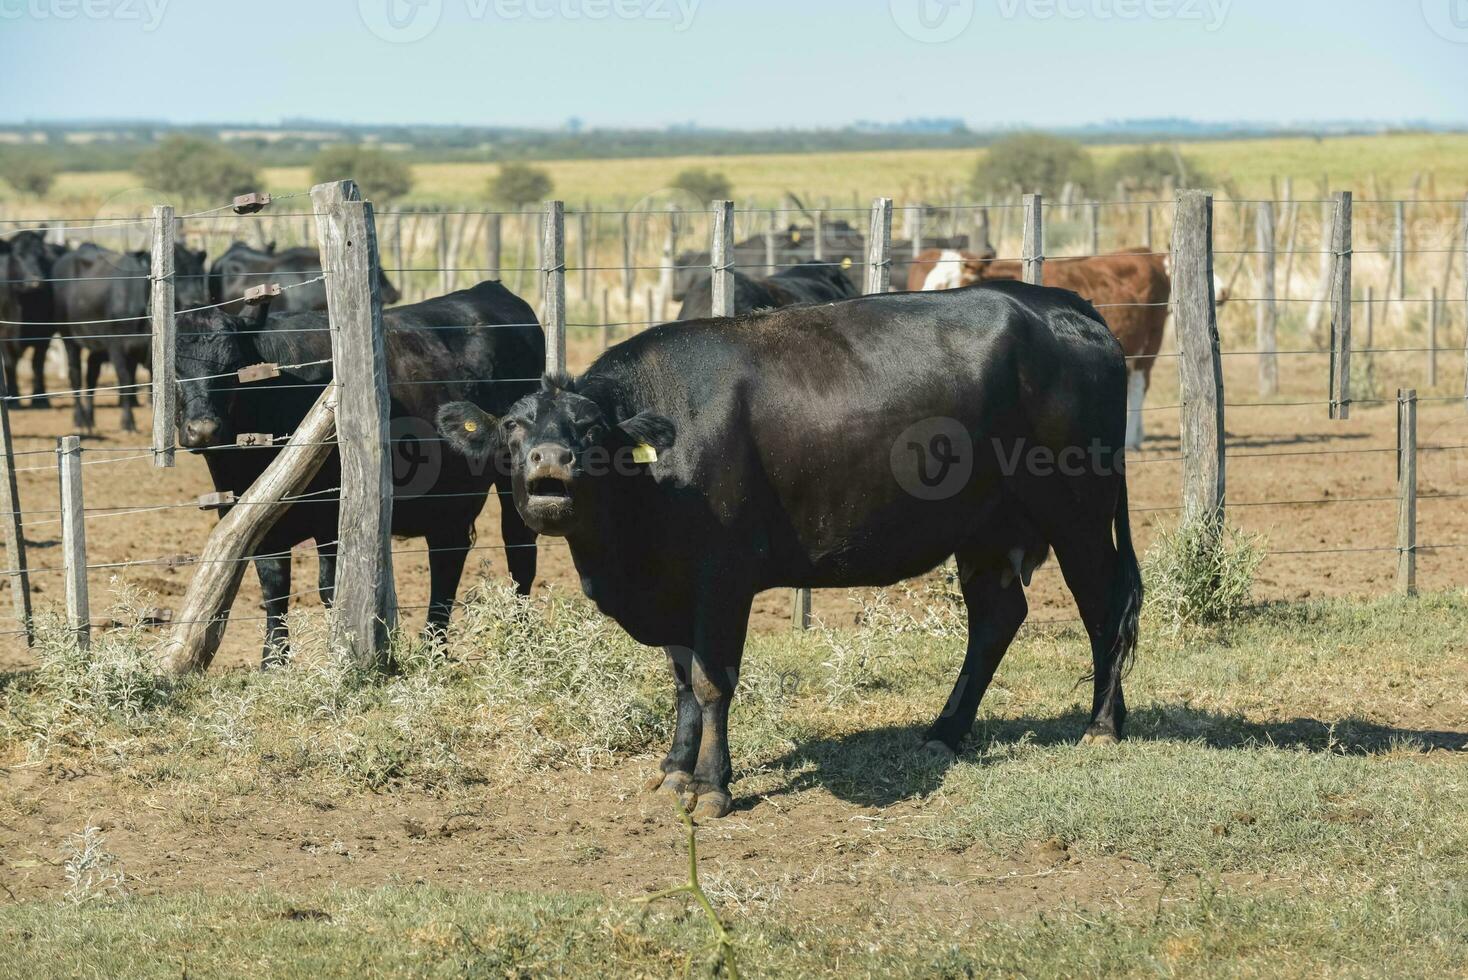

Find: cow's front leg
[644,645,701,796]
[256,555,293,668]
[679,589,752,820]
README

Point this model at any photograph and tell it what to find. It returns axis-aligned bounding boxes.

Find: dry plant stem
[636,799,739,980]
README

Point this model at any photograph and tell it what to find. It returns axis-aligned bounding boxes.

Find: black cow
[176,279,543,664]
[209,241,401,314]
[436,281,1142,818]
[2,231,68,407]
[54,242,209,432]
[676,260,858,319]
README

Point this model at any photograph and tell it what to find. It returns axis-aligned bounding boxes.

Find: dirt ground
[0,330,1464,673]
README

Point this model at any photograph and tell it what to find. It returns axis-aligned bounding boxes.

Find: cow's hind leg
[1051,527,1137,744]
[256,555,293,668]
[644,644,701,797]
[29,341,50,408]
[69,344,91,431]
[108,344,137,432]
[923,552,1029,755]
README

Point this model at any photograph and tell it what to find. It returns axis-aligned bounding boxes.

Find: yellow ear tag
[632,444,658,464]
[463,420,478,433]
[841,256,853,270]
[791,230,802,243]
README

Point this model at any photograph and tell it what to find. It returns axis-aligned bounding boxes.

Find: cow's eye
[584,424,608,445]
[502,418,520,433]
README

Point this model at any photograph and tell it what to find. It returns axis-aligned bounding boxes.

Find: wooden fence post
[579,210,591,303]
[1428,288,1439,388]
[974,206,991,253]
[865,197,893,296]
[1022,193,1044,285]
[438,214,451,296]
[1256,201,1279,396]
[58,435,88,649]
[1086,201,1100,255]
[911,204,924,263]
[485,213,502,279]
[1173,191,1226,526]
[543,200,566,374]
[1142,205,1154,251]
[1328,192,1354,420]
[150,204,177,467]
[1392,200,1406,301]
[0,359,30,644]
[311,179,396,668]
[765,208,778,276]
[711,200,735,317]
[621,211,633,324]
[1396,388,1417,595]
[812,209,824,262]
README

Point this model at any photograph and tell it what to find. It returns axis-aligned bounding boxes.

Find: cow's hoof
[1079,730,1120,747]
[922,739,957,762]
[643,770,691,795]
[686,790,733,821]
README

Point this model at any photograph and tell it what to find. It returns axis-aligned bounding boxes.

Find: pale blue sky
[3,0,1465,128]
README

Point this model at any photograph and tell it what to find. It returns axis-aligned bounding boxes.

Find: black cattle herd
[2,220,1139,816]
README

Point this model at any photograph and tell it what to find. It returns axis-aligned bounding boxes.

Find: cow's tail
[1107,469,1144,677]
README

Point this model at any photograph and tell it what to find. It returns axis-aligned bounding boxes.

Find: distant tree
[1,154,58,197]
[311,144,414,201]
[487,163,553,207]
[1103,145,1212,193]
[670,168,732,203]
[970,133,1095,199]
[133,136,257,201]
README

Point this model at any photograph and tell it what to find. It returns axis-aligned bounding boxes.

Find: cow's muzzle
[520,445,576,528]
[181,417,223,449]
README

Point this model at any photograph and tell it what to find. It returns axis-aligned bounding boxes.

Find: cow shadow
[753,705,1468,810]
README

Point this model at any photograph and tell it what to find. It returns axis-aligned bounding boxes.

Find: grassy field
[11,132,1468,212]
[1,580,1465,977]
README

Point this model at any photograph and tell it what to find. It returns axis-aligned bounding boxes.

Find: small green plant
[637,799,739,979]
[1144,519,1263,633]
[1349,355,1382,406]
[487,163,553,208]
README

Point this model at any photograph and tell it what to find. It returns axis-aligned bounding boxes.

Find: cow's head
[174,245,210,310]
[378,268,402,306]
[958,245,1000,286]
[174,306,261,449]
[6,231,51,293]
[435,375,675,536]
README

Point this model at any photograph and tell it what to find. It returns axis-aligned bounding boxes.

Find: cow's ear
[435,401,499,464]
[617,411,675,454]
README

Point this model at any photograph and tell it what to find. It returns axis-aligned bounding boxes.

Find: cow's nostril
[530,450,542,465]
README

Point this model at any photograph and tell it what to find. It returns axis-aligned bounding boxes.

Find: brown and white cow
[913,246,1172,450]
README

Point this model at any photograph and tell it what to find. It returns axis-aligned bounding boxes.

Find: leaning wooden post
[1396,388,1417,595]
[162,390,338,674]
[311,179,396,668]
[150,204,178,467]
[543,200,566,374]
[1256,201,1279,396]
[1021,193,1044,285]
[710,200,735,317]
[1173,191,1226,527]
[1328,191,1354,420]
[0,359,31,644]
[57,436,89,649]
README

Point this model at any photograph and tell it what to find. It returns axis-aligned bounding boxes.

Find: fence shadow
[1140,429,1373,453]
[754,704,1468,810]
